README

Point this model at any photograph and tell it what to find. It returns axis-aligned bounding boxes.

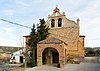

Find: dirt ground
[10,57,100,71]
[14,67,25,71]
[25,57,100,71]
[14,67,31,71]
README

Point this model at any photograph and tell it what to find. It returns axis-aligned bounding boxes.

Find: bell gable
[45,7,79,28]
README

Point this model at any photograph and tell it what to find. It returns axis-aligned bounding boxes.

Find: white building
[10,48,25,64]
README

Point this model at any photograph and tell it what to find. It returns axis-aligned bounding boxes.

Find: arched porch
[37,38,66,68]
[42,47,59,65]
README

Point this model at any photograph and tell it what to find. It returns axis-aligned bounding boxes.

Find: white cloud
[3,9,14,16]
[78,1,100,47]
[0,25,25,47]
[0,0,100,47]
[15,0,30,7]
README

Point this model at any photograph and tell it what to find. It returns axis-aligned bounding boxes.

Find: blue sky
[0,0,100,47]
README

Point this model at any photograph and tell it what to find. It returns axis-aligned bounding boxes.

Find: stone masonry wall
[48,27,79,51]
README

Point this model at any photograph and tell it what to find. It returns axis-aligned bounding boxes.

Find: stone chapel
[25,7,85,68]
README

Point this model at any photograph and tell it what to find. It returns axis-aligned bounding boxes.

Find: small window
[51,19,55,27]
[13,57,15,59]
[58,18,62,27]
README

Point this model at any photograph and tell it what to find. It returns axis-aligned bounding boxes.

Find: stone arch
[51,19,55,27]
[58,18,62,27]
[37,42,65,67]
[42,47,59,65]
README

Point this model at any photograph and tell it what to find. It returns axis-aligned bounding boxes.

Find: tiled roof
[38,37,64,44]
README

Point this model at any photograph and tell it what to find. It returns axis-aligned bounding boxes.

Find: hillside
[0,46,23,53]
[85,47,100,56]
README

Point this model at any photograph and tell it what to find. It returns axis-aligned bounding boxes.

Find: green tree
[95,50,100,56]
[28,24,37,47]
[37,19,49,41]
[28,24,37,67]
[85,48,95,56]
[28,19,49,67]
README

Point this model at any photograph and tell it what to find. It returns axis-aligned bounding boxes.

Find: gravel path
[25,63,100,71]
[25,57,100,71]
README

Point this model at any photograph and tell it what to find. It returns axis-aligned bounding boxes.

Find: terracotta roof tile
[38,37,64,44]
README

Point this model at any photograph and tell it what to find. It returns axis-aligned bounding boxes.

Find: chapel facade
[25,7,85,68]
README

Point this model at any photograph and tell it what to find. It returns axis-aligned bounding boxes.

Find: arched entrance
[42,47,59,65]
